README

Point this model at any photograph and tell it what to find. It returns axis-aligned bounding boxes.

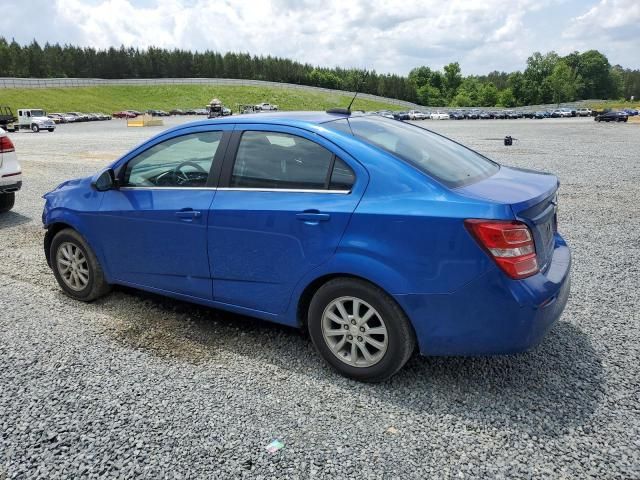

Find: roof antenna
[327,75,362,115]
[346,91,359,111]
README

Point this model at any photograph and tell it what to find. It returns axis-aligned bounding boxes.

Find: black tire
[0,192,15,213]
[308,278,415,382]
[50,228,110,302]
[48,128,54,132]
[31,124,39,132]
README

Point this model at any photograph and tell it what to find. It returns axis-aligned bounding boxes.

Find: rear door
[209,125,367,314]
[97,126,230,299]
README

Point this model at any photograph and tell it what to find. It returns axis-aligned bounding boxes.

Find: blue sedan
[42,111,571,381]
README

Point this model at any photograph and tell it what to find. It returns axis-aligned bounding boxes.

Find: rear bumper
[0,180,22,193]
[396,234,571,356]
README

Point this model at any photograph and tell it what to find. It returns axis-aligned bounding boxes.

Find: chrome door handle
[175,209,202,220]
[296,211,330,222]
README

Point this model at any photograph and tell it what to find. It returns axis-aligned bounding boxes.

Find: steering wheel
[173,161,208,185]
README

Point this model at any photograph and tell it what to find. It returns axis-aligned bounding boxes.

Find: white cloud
[1,0,638,74]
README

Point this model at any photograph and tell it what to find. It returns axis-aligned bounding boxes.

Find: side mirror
[92,168,117,191]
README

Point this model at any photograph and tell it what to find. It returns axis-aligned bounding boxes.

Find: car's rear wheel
[308,278,415,382]
[0,192,15,213]
[50,228,110,302]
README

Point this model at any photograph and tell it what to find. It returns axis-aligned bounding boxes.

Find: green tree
[417,84,444,106]
[548,61,578,103]
[408,66,432,89]
[479,83,499,106]
[443,62,462,100]
[576,50,613,98]
[497,88,516,107]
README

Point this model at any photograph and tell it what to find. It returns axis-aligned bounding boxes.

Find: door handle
[296,210,330,222]
[175,209,202,220]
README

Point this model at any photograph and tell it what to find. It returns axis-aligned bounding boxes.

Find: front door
[97,128,227,299]
[209,126,365,314]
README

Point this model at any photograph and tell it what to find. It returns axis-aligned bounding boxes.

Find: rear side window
[231,131,353,191]
[330,158,355,190]
[327,116,498,188]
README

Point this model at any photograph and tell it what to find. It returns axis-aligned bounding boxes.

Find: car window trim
[220,128,354,193]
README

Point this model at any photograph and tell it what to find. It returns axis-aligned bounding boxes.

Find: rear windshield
[327,116,498,187]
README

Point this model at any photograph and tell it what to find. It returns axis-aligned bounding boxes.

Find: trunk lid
[457,166,559,272]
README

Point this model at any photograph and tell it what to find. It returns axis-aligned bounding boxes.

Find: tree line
[1,38,638,107]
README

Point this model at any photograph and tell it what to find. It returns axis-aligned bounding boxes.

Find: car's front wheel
[50,229,110,302]
[0,192,15,213]
[31,124,39,132]
[308,278,415,382]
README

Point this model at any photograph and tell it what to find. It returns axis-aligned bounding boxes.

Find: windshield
[326,116,499,188]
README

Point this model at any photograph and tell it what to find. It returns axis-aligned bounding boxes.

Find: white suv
[0,128,21,212]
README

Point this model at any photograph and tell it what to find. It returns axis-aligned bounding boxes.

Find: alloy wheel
[56,242,90,291]
[321,296,388,367]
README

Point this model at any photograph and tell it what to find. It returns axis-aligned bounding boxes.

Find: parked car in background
[466,110,480,119]
[522,110,535,119]
[66,112,89,122]
[255,103,278,111]
[534,111,547,119]
[170,109,185,116]
[184,109,198,115]
[0,128,21,212]
[504,110,519,119]
[42,111,571,382]
[376,110,395,119]
[194,108,209,115]
[449,111,465,120]
[222,107,232,116]
[576,108,592,117]
[623,108,638,116]
[393,111,410,121]
[430,111,450,120]
[113,111,136,119]
[408,110,427,120]
[551,109,571,118]
[48,113,64,124]
[479,111,491,119]
[595,111,628,122]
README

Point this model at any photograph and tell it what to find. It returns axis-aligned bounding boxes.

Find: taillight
[0,136,15,153]
[465,219,539,280]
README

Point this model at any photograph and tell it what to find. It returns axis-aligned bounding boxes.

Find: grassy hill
[0,84,406,114]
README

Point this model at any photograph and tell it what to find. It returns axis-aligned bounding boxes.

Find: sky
[1,0,639,76]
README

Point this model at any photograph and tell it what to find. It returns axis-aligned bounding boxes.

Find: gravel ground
[1,116,639,479]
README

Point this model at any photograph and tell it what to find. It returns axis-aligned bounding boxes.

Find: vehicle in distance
[430,111,450,120]
[595,110,628,122]
[42,112,571,382]
[408,110,427,120]
[10,109,56,132]
[113,111,137,119]
[0,128,21,212]
[576,108,592,117]
[393,111,410,121]
[255,102,278,111]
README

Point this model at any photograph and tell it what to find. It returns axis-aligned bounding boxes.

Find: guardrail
[0,77,422,109]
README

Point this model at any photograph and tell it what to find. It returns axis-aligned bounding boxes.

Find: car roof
[165,111,351,132]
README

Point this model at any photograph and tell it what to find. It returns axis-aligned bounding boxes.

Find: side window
[231,131,334,190]
[329,157,355,190]
[124,131,222,188]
